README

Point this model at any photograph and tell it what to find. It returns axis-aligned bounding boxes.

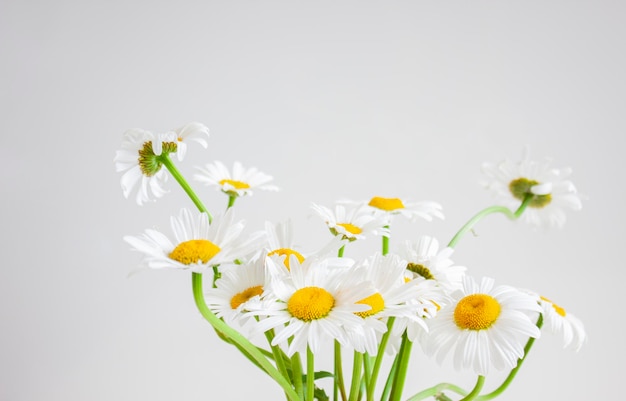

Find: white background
[1,1,623,400]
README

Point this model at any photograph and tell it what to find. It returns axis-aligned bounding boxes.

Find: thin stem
[388,334,413,401]
[349,352,364,401]
[264,328,292,400]
[192,273,300,401]
[307,347,315,401]
[447,195,532,249]
[159,154,212,222]
[292,352,305,400]
[382,226,390,255]
[459,376,485,401]
[406,383,468,401]
[380,353,399,401]
[335,340,348,401]
[366,317,396,401]
[476,314,544,401]
[227,194,237,209]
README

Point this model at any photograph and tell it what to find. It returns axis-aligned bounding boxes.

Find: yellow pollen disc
[267,248,305,269]
[368,196,405,211]
[168,239,221,265]
[219,179,251,190]
[355,292,385,318]
[454,294,501,330]
[337,223,363,235]
[287,286,335,321]
[540,296,567,317]
[230,285,264,309]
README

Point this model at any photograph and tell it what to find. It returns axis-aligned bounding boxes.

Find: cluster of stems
[158,153,543,401]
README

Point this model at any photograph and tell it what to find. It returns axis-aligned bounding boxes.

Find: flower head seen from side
[482,148,583,228]
[537,294,587,352]
[194,160,279,198]
[248,256,375,356]
[310,202,389,241]
[424,276,541,375]
[362,196,444,224]
[123,208,264,274]
[114,122,210,205]
[397,235,466,292]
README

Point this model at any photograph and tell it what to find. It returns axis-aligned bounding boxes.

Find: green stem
[459,376,485,401]
[227,194,237,209]
[380,353,399,401]
[264,329,292,400]
[192,273,300,401]
[292,352,305,400]
[382,226,390,255]
[366,317,395,401]
[349,352,364,401]
[388,334,413,401]
[159,154,212,222]
[406,383,469,401]
[475,314,544,401]
[447,195,532,249]
[307,347,315,401]
[335,340,348,401]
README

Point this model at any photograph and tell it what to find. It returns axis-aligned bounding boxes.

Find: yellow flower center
[268,248,305,269]
[406,263,435,280]
[230,285,264,309]
[219,179,251,190]
[540,296,566,317]
[508,178,552,208]
[355,292,385,318]
[287,286,335,321]
[337,223,363,235]
[168,239,221,265]
[454,294,501,330]
[368,196,405,211]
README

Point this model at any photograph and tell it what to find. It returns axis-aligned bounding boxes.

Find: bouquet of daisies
[115,122,586,401]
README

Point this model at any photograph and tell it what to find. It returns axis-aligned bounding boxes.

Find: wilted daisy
[248,256,375,356]
[310,202,389,241]
[345,253,437,355]
[205,256,268,329]
[424,276,541,375]
[396,235,466,292]
[114,122,210,205]
[342,197,444,224]
[194,160,279,198]
[123,208,265,273]
[482,149,582,228]
[537,294,587,352]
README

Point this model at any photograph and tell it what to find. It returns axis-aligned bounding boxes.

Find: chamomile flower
[537,294,587,352]
[194,160,279,198]
[123,208,265,273]
[114,122,210,205]
[341,197,444,224]
[424,276,541,375]
[397,235,466,292]
[205,256,268,329]
[482,149,582,228]
[310,202,389,241]
[248,256,375,356]
[344,253,437,355]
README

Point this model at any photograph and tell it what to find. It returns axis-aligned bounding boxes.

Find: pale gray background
[1,1,623,400]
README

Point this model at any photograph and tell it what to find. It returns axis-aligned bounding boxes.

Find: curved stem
[159,154,212,222]
[192,273,300,401]
[406,383,469,401]
[447,195,531,249]
[476,314,544,401]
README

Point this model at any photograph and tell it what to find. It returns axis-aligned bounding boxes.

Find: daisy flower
[248,256,375,356]
[344,253,437,355]
[537,294,587,351]
[194,160,279,198]
[481,148,583,228]
[341,197,444,225]
[310,202,389,241]
[396,235,466,292]
[114,122,210,205]
[204,256,268,330]
[123,208,265,274]
[424,276,541,375]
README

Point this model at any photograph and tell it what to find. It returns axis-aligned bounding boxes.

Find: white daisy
[310,202,389,241]
[114,122,210,205]
[396,235,466,292]
[248,256,374,356]
[424,276,541,375]
[342,197,444,224]
[537,295,587,352]
[205,256,268,330]
[194,160,279,198]
[344,253,436,355]
[481,148,582,228]
[123,208,265,273]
